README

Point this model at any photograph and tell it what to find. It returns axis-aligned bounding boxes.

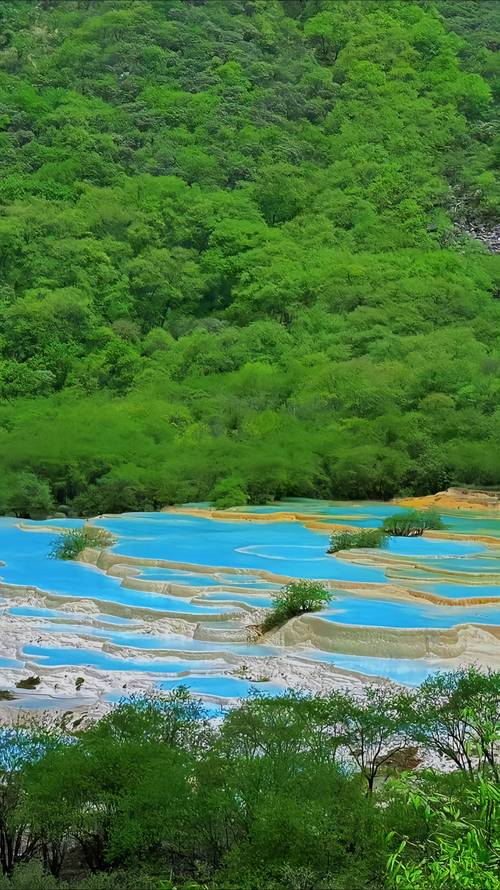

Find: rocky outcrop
[397,487,500,512]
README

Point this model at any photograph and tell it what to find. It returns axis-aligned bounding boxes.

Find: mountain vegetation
[0,0,499,515]
[0,669,498,889]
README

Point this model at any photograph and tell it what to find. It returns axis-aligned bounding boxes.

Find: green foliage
[262,580,333,631]
[1,473,54,519]
[382,510,446,537]
[386,774,500,890]
[15,675,40,690]
[406,667,500,780]
[0,0,497,514]
[0,862,65,889]
[48,525,116,560]
[209,476,249,510]
[0,670,496,889]
[328,528,387,553]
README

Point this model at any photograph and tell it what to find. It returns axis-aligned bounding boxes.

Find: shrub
[262,580,333,632]
[0,861,67,889]
[328,528,387,553]
[15,676,40,690]
[382,510,445,537]
[49,525,116,560]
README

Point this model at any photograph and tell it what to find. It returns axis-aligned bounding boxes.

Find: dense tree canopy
[0,670,498,889]
[0,0,498,514]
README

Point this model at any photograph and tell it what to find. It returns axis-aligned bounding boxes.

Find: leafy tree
[341,686,413,795]
[408,668,500,779]
[0,675,498,888]
[209,476,249,510]
[0,725,61,876]
[5,472,54,519]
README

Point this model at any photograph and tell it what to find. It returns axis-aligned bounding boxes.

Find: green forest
[0,0,499,516]
[0,669,498,890]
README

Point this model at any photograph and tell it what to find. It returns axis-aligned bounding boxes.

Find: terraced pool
[0,502,498,705]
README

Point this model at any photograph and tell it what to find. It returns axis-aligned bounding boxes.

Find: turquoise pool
[0,502,498,696]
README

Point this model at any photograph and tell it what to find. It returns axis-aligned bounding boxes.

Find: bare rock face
[460,222,500,253]
[469,224,500,253]
[375,746,422,772]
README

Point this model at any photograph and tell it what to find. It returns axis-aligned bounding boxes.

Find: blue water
[9,606,137,625]
[0,523,244,615]
[322,595,500,628]
[34,624,277,657]
[385,537,485,557]
[156,675,283,698]
[0,503,498,695]
[217,574,280,589]
[244,500,409,520]
[438,513,500,538]
[1,514,494,599]
[130,567,280,591]
[96,514,386,583]
[408,582,500,601]
[23,645,228,674]
[246,500,500,539]
[416,557,500,574]
[132,568,222,585]
[0,656,24,668]
[298,650,440,685]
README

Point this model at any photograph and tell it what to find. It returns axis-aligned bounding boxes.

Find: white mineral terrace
[0,499,499,722]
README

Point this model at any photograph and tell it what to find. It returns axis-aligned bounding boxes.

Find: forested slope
[0,0,498,516]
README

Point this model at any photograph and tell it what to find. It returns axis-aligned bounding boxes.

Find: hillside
[0,0,499,516]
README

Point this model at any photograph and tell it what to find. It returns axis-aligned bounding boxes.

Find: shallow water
[0,503,498,698]
[99,514,387,583]
[23,644,229,675]
[33,623,278,657]
[322,594,500,628]
[9,605,138,625]
[254,499,500,539]
[4,694,93,711]
[156,675,283,698]
[406,581,500,600]
[0,656,24,668]
[296,650,441,685]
